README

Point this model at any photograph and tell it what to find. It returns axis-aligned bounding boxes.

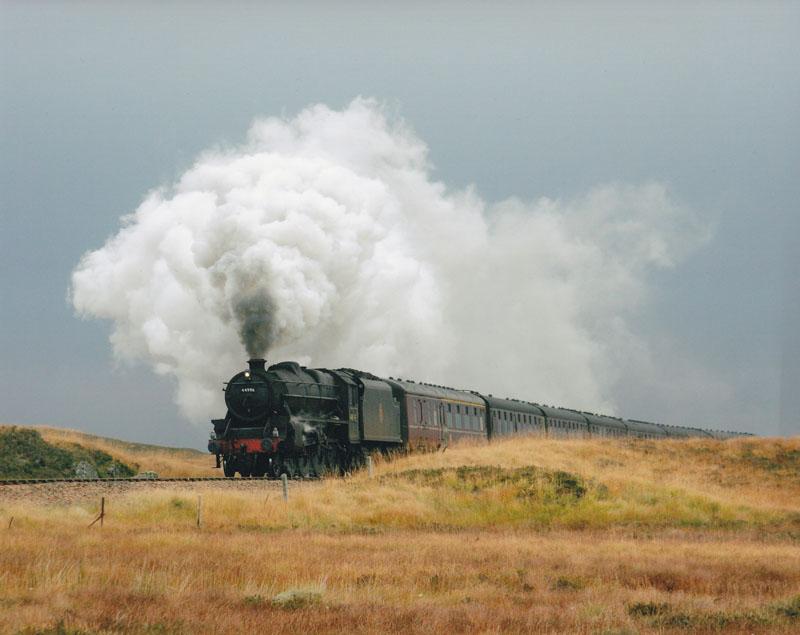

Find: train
[208,358,752,478]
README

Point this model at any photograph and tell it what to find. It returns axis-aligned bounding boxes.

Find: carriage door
[438,402,449,446]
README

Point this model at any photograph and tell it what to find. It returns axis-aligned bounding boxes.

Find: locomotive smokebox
[248,358,266,372]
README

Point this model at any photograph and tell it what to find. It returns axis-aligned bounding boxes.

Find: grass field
[1,433,799,633]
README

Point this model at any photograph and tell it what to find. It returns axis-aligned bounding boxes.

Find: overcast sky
[1,1,798,448]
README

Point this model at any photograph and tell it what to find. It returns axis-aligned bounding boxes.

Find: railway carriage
[482,396,545,438]
[625,419,667,439]
[540,406,591,438]
[657,423,700,439]
[384,380,486,449]
[583,413,627,438]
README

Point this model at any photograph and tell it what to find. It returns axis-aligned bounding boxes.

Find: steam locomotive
[208,359,752,478]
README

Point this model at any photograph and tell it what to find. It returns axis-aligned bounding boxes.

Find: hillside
[370,434,800,522]
[0,427,136,479]
[0,424,216,478]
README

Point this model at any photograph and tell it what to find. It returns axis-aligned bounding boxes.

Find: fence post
[281,473,288,502]
[196,495,202,528]
[367,455,374,478]
[89,497,105,528]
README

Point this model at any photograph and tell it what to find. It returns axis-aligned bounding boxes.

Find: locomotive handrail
[283,393,339,401]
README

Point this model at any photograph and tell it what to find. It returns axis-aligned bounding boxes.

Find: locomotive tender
[208,358,751,477]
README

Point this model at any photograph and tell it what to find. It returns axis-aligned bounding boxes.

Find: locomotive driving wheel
[222,458,235,478]
[251,456,268,478]
[309,449,325,478]
[325,447,339,476]
[284,457,298,479]
[298,455,313,478]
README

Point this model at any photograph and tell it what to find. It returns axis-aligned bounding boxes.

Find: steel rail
[0,476,320,486]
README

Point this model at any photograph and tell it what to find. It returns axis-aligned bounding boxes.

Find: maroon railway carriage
[383,379,486,450]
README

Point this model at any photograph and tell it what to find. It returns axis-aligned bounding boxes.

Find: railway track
[0,476,318,486]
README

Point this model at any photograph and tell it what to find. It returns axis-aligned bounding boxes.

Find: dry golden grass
[375,434,800,515]
[1,524,798,634]
[1,435,799,634]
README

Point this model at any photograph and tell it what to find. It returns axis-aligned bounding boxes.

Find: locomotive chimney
[248,358,266,372]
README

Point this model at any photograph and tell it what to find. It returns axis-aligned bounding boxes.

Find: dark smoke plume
[233,292,277,358]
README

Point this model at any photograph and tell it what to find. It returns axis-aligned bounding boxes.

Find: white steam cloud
[71,98,708,423]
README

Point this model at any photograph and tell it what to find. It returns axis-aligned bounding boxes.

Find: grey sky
[1,1,798,448]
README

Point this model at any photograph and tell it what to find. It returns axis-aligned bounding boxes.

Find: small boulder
[74,461,98,479]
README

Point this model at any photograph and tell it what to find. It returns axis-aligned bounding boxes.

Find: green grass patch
[381,465,588,501]
[627,594,800,630]
[271,587,324,610]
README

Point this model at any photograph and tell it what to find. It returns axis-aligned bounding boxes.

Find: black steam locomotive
[208,358,752,478]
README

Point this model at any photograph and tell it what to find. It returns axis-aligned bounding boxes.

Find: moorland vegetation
[1,429,798,634]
